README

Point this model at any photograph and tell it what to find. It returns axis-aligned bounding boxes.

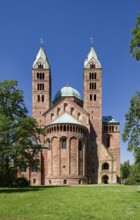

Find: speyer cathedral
[21,42,120,185]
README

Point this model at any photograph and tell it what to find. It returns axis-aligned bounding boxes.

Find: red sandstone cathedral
[22,42,120,185]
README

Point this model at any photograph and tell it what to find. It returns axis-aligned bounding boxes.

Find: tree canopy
[130,12,140,61]
[122,91,140,152]
[0,80,42,186]
[120,160,131,180]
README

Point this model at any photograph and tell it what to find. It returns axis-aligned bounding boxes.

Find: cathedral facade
[22,43,120,185]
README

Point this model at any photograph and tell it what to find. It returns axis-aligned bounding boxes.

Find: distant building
[22,43,120,185]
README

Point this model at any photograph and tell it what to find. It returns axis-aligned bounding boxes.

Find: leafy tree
[130,163,140,183]
[122,92,140,153]
[0,80,42,186]
[130,12,140,60]
[120,160,131,180]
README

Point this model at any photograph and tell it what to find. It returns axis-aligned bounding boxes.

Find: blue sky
[0,0,140,163]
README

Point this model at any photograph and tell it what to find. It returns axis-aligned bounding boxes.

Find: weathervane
[90,37,94,47]
[40,38,44,47]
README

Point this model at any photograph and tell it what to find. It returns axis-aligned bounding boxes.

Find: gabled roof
[84,46,101,68]
[51,112,81,125]
[32,46,50,69]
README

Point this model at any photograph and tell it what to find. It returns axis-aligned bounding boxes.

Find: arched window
[93,72,97,79]
[90,63,95,68]
[64,103,68,111]
[77,113,81,120]
[41,73,44,79]
[51,113,54,120]
[102,163,109,170]
[42,95,44,102]
[93,82,96,89]
[102,175,109,184]
[37,95,40,102]
[90,83,96,90]
[89,72,92,79]
[71,107,74,115]
[57,108,60,115]
[61,138,67,149]
[38,64,43,69]
[90,94,92,101]
[41,84,44,90]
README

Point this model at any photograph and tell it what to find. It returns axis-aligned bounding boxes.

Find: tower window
[93,72,97,79]
[90,63,95,68]
[61,138,67,149]
[37,73,44,80]
[38,64,43,69]
[89,72,91,79]
[89,72,97,80]
[42,95,44,102]
[89,83,96,90]
[94,94,96,101]
[93,83,96,89]
[37,83,44,90]
[90,94,92,101]
[37,95,40,102]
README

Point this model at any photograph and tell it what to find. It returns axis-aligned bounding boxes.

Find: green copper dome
[54,84,81,102]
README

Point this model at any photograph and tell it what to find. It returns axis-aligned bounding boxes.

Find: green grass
[0,185,140,220]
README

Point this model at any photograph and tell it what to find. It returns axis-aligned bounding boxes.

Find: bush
[124,177,137,185]
[13,177,30,187]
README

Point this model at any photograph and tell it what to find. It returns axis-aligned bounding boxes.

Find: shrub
[124,177,137,185]
[13,177,30,187]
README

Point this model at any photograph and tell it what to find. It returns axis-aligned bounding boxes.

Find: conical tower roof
[32,42,50,69]
[84,46,101,68]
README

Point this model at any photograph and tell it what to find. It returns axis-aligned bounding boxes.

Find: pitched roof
[51,112,81,125]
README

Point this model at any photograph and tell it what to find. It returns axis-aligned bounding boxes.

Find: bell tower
[83,44,102,183]
[32,41,51,125]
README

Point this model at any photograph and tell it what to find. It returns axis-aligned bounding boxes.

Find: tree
[0,80,42,186]
[120,160,131,180]
[130,12,140,60]
[122,92,140,153]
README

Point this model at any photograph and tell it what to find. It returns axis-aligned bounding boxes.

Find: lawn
[0,185,140,220]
